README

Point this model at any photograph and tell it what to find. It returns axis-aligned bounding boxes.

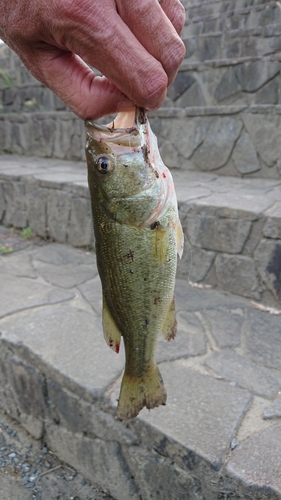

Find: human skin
[0,0,186,120]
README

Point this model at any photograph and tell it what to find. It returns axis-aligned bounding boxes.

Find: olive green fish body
[85,109,183,420]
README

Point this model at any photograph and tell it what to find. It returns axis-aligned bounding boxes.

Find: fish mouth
[85,108,176,227]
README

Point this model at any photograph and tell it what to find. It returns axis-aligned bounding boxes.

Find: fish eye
[96,156,112,174]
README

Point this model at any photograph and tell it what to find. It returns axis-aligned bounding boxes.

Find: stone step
[0,228,281,499]
[0,154,280,307]
[184,0,277,33]
[170,53,281,109]
[2,49,280,117]
[2,106,281,180]
[182,23,281,62]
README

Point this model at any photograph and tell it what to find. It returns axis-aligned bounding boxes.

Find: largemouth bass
[85,108,183,420]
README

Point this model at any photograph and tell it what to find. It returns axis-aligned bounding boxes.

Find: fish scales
[85,108,183,420]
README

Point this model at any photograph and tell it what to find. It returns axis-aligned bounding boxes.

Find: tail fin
[117,363,167,421]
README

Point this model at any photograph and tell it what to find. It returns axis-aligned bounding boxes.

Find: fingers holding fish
[115,0,186,87]
[0,0,185,119]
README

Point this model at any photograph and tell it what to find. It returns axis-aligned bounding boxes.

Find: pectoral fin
[102,295,122,353]
[161,296,177,341]
[176,220,184,259]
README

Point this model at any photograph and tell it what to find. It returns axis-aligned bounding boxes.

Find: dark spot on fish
[123,164,129,168]
[154,296,162,305]
[144,277,147,281]
[145,319,150,325]
[122,249,134,263]
[150,221,161,230]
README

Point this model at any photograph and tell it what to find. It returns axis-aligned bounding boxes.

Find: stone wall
[1,1,281,179]
[0,157,280,307]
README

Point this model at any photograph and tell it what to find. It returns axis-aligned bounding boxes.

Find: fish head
[85,111,164,225]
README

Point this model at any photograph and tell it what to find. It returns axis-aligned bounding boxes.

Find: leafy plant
[0,244,13,254]
[20,226,33,239]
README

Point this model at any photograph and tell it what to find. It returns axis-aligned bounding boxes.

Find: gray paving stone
[175,280,248,313]
[227,424,281,496]
[243,309,281,372]
[157,117,209,161]
[243,114,281,167]
[46,189,72,242]
[192,116,243,171]
[46,380,138,445]
[263,394,281,420]
[0,226,34,253]
[254,238,281,302]
[167,72,196,101]
[137,362,252,468]
[25,188,49,238]
[78,276,103,315]
[215,67,241,102]
[234,60,281,92]
[193,189,274,214]
[2,354,46,438]
[67,197,94,247]
[176,81,206,107]
[263,203,281,239]
[45,424,138,500]
[2,180,27,228]
[186,212,252,253]
[232,132,261,174]
[204,349,281,398]
[0,303,125,399]
[255,77,279,105]
[156,311,207,363]
[0,251,37,278]
[215,254,261,300]
[177,245,216,282]
[202,307,244,348]
[124,447,204,500]
[32,242,96,266]
[34,260,97,289]
[0,274,74,318]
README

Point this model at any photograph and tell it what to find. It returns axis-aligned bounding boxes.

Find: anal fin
[102,295,122,353]
[161,296,177,341]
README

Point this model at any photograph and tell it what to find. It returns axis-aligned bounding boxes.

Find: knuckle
[140,67,167,107]
[170,2,186,34]
[164,38,186,74]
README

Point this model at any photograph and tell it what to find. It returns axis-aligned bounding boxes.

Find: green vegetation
[0,244,13,254]
[0,67,13,87]
[20,226,33,239]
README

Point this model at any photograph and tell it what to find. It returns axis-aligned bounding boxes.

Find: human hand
[0,0,185,120]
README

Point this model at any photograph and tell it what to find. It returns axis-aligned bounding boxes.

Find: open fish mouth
[85,108,176,228]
